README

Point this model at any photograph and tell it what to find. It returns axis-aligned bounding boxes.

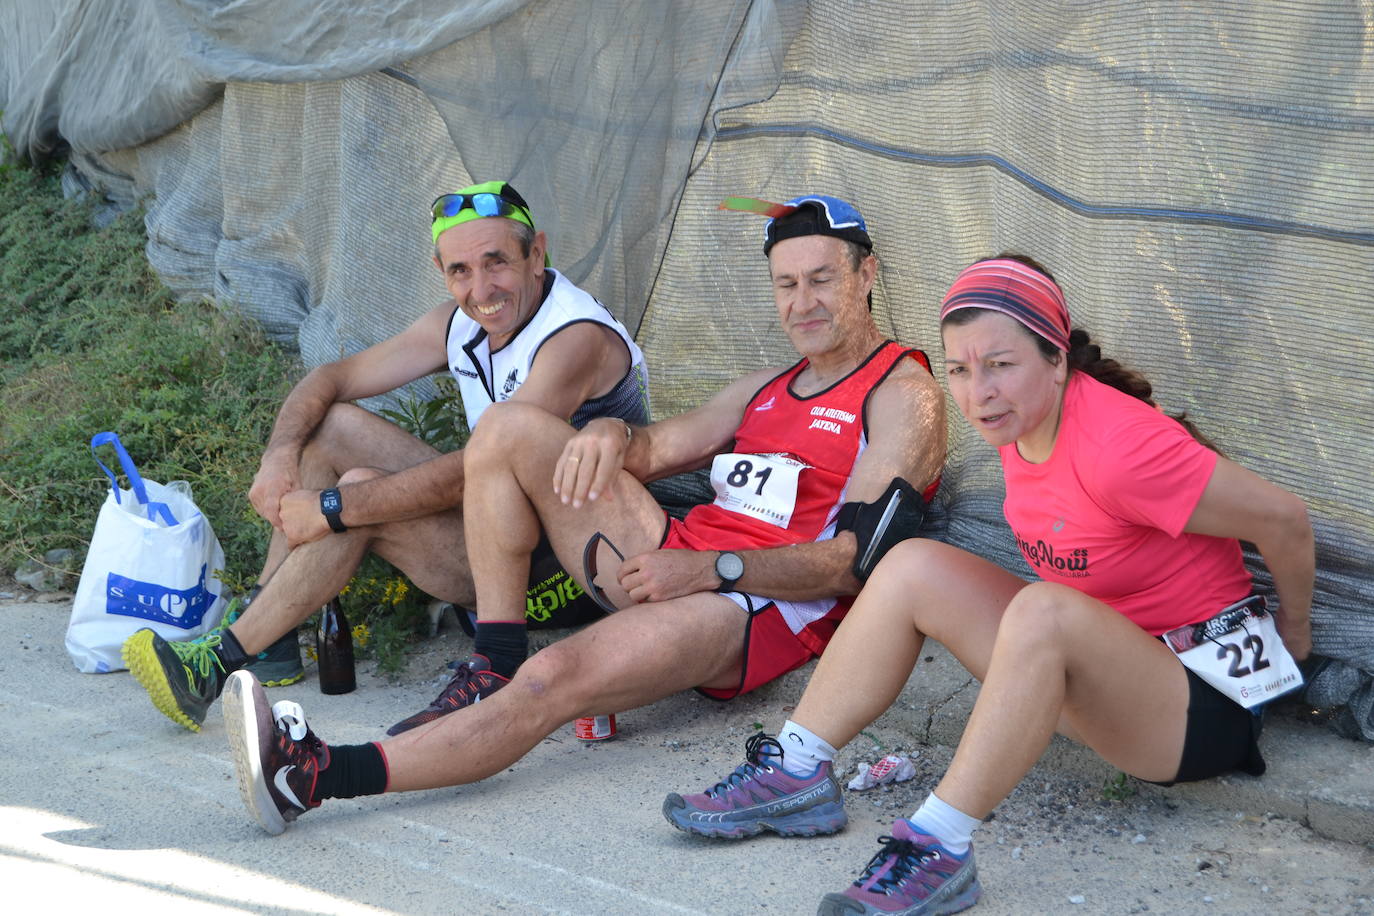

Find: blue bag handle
[90,432,178,526]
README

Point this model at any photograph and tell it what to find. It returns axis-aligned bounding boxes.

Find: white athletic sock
[908,792,980,854]
[775,719,837,777]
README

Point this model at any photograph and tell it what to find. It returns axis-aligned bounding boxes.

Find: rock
[427,600,456,637]
[14,549,80,592]
[15,560,57,592]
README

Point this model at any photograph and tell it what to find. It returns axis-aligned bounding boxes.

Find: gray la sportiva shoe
[663,733,848,838]
[223,670,329,835]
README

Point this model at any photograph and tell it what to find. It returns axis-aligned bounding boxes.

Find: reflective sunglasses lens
[431,194,465,220]
[471,193,505,217]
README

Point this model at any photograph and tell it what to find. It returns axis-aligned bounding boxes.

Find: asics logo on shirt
[754,396,776,411]
[455,366,478,378]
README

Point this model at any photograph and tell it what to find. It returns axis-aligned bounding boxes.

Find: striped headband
[940,259,1071,352]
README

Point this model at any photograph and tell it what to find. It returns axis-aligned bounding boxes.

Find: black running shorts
[1150,665,1266,786]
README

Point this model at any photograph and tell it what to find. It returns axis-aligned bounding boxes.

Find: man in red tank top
[221,195,949,832]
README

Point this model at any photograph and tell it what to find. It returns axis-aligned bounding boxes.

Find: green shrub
[0,161,299,584]
[1,157,461,677]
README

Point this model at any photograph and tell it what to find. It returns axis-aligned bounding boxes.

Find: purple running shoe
[663,733,847,838]
[818,819,982,915]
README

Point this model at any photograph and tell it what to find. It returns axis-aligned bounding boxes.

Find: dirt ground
[3,594,1372,915]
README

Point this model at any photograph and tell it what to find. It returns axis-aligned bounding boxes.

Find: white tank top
[445,268,649,431]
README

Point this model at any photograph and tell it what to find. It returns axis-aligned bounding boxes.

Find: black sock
[473,621,528,679]
[315,742,389,800]
[213,627,250,672]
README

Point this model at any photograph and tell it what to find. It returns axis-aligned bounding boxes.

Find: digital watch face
[321,490,342,514]
[717,551,744,583]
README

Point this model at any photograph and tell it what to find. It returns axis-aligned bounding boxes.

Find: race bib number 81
[1163,597,1303,709]
[710,452,806,528]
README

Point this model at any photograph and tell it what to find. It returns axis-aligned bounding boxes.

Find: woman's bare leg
[933,582,1190,816]
[791,539,1027,748]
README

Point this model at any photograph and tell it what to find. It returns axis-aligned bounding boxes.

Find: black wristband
[320,487,347,533]
[836,477,926,582]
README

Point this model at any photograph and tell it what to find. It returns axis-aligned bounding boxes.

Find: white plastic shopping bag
[66,432,227,673]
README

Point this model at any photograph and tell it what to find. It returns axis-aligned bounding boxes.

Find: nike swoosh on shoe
[274,765,306,810]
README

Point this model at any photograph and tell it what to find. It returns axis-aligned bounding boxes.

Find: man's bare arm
[509,321,629,420]
[250,303,453,528]
[552,367,781,508]
[616,362,947,603]
[316,321,629,532]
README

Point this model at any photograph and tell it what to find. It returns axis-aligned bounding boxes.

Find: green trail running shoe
[123,628,229,732]
[243,630,305,687]
[226,590,305,688]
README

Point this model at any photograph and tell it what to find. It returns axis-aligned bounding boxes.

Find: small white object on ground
[847,754,917,790]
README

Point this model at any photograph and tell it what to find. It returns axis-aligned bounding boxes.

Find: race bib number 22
[1163,597,1303,709]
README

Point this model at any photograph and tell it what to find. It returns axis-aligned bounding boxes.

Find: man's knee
[469,401,559,446]
[507,640,584,716]
[337,466,386,486]
[466,401,568,473]
[301,404,380,470]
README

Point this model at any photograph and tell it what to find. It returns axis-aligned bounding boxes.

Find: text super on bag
[66,432,227,673]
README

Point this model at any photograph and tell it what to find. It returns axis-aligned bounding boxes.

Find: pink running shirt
[1000,372,1252,635]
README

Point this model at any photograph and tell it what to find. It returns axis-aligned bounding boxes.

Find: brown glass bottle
[317,598,356,695]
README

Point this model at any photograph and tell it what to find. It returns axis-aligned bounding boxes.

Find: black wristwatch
[319,487,347,533]
[714,551,745,593]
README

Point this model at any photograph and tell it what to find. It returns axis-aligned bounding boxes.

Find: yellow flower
[352,623,372,647]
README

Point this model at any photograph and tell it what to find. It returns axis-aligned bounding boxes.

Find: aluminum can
[574,714,617,740]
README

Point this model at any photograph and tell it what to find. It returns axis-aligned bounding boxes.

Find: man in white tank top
[122,181,650,734]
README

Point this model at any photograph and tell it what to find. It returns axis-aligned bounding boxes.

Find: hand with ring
[553,418,631,508]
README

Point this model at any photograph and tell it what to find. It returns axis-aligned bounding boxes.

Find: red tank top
[674,341,931,550]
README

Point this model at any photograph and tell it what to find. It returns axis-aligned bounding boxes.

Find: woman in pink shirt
[664,255,1314,916]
